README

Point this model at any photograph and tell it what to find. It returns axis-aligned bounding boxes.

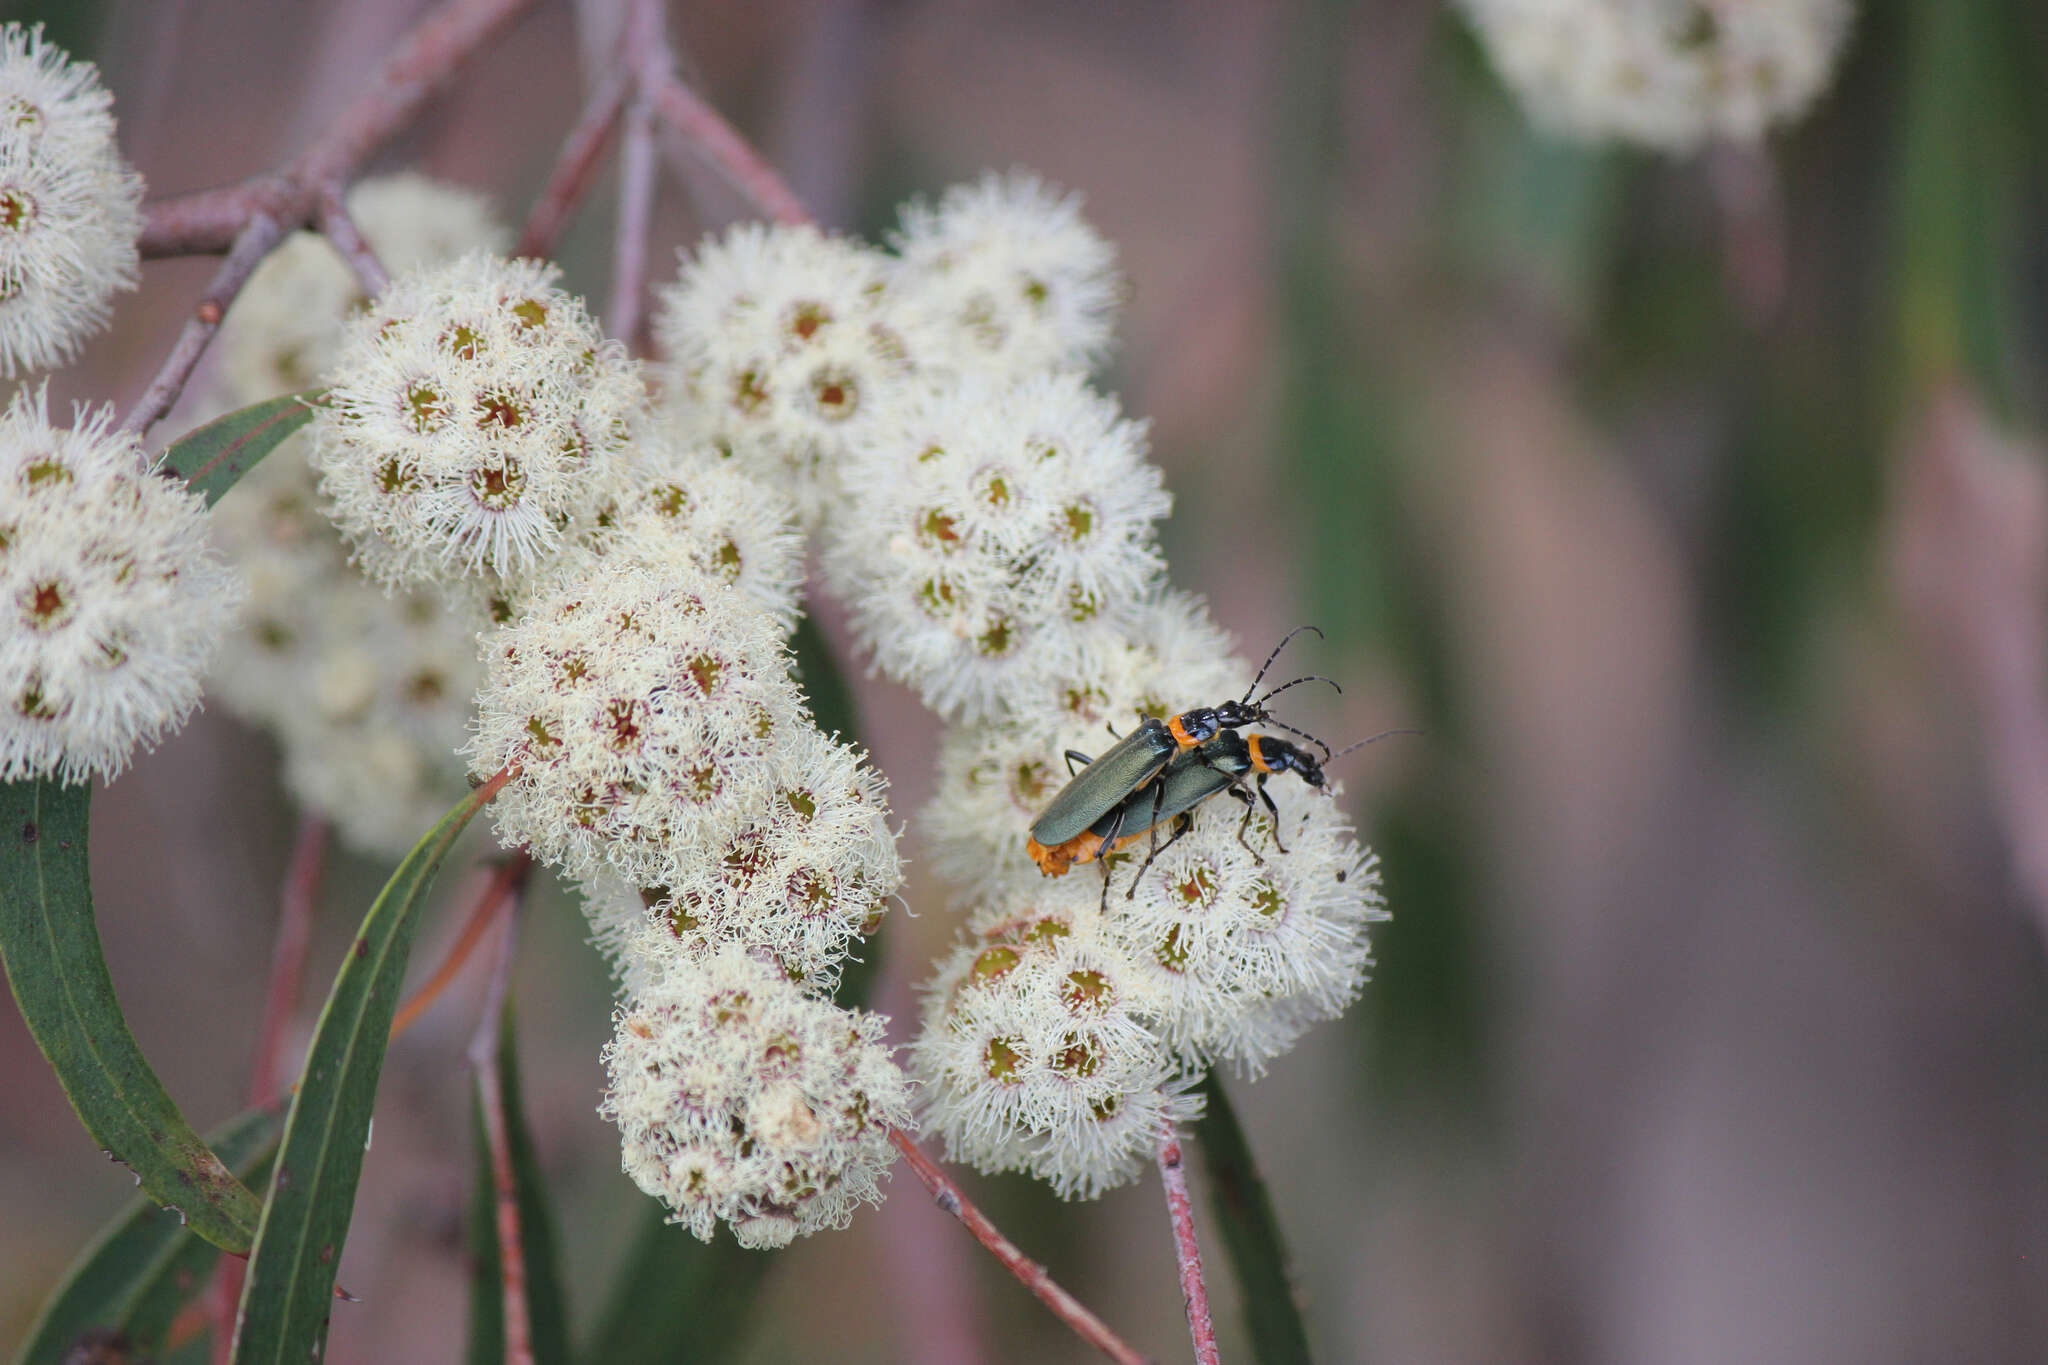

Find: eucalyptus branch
[513,64,631,260]
[389,851,533,1043]
[314,186,391,295]
[609,93,657,345]
[1157,1119,1220,1365]
[887,1128,1153,1365]
[121,212,286,436]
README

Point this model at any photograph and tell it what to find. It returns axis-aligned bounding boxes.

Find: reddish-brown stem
[389,850,533,1042]
[887,1129,1152,1365]
[643,64,812,227]
[468,888,532,1365]
[609,92,658,345]
[1156,1120,1220,1365]
[121,213,287,436]
[513,65,631,260]
[247,816,331,1107]
[140,0,543,259]
[315,187,392,295]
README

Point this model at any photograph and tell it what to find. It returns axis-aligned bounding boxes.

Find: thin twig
[609,92,657,345]
[468,887,532,1365]
[513,64,631,260]
[1156,1119,1220,1365]
[642,63,812,227]
[120,213,287,436]
[887,1128,1153,1365]
[140,0,544,259]
[389,850,533,1042]
[315,186,392,295]
[248,816,331,1106]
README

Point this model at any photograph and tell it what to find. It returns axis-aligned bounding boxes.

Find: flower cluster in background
[1457,0,1855,151]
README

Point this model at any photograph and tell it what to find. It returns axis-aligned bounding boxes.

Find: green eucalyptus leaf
[580,1212,772,1365]
[467,1007,571,1365]
[229,778,503,1365]
[161,390,324,505]
[1195,1071,1316,1365]
[0,779,268,1253]
[15,1106,282,1365]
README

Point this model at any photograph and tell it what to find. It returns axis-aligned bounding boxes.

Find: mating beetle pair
[1025,627,1341,904]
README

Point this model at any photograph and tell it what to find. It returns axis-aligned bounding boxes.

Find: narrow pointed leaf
[230,778,504,1365]
[581,1213,772,1365]
[0,779,267,1252]
[16,1106,282,1365]
[467,1007,571,1365]
[1195,1071,1316,1365]
[160,390,324,505]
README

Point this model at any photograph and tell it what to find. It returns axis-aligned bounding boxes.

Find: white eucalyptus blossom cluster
[651,172,1122,531]
[0,23,143,378]
[602,935,911,1249]
[0,388,239,783]
[1459,0,1855,151]
[309,251,644,595]
[205,177,504,854]
[649,173,1384,1199]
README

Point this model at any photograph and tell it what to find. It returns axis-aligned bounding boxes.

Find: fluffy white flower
[310,252,644,592]
[580,438,807,633]
[1106,784,1382,1074]
[888,171,1122,379]
[922,592,1244,899]
[0,23,142,377]
[1460,0,1854,151]
[0,388,239,783]
[214,175,507,403]
[602,939,912,1248]
[912,892,1196,1198]
[651,224,932,528]
[467,562,806,888]
[578,723,902,990]
[823,371,1170,721]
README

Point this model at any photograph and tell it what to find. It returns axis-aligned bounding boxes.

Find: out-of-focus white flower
[0,23,142,377]
[888,171,1122,380]
[0,388,239,783]
[310,252,644,592]
[912,890,1197,1198]
[1460,0,1855,151]
[823,371,1170,721]
[467,561,806,888]
[602,939,912,1248]
[651,224,930,529]
[215,175,507,403]
[579,723,902,990]
[582,438,807,633]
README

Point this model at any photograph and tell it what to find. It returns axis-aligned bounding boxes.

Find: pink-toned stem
[468,889,532,1365]
[1156,1120,1220,1365]
[140,0,543,259]
[887,1128,1152,1365]
[389,850,533,1043]
[315,187,391,295]
[120,212,287,436]
[609,92,658,346]
[247,816,331,1106]
[643,65,812,228]
[513,65,631,260]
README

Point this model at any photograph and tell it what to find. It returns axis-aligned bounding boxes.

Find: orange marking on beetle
[1027,829,1105,877]
[1246,734,1273,773]
[1168,714,1197,749]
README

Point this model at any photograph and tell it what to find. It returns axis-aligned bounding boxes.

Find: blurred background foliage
[3,0,2046,1361]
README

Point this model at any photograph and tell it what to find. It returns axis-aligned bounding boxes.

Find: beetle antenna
[1250,673,1341,710]
[1241,625,1324,701]
[1327,727,1424,762]
[1261,718,1334,761]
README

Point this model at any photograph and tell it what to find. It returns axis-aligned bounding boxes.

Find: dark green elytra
[1026,716,1178,847]
[1086,731,1255,843]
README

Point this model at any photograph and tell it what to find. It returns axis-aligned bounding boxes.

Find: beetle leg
[1063,749,1094,776]
[1127,812,1194,898]
[1122,780,1170,901]
[1256,776,1290,855]
[1094,798,1133,912]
